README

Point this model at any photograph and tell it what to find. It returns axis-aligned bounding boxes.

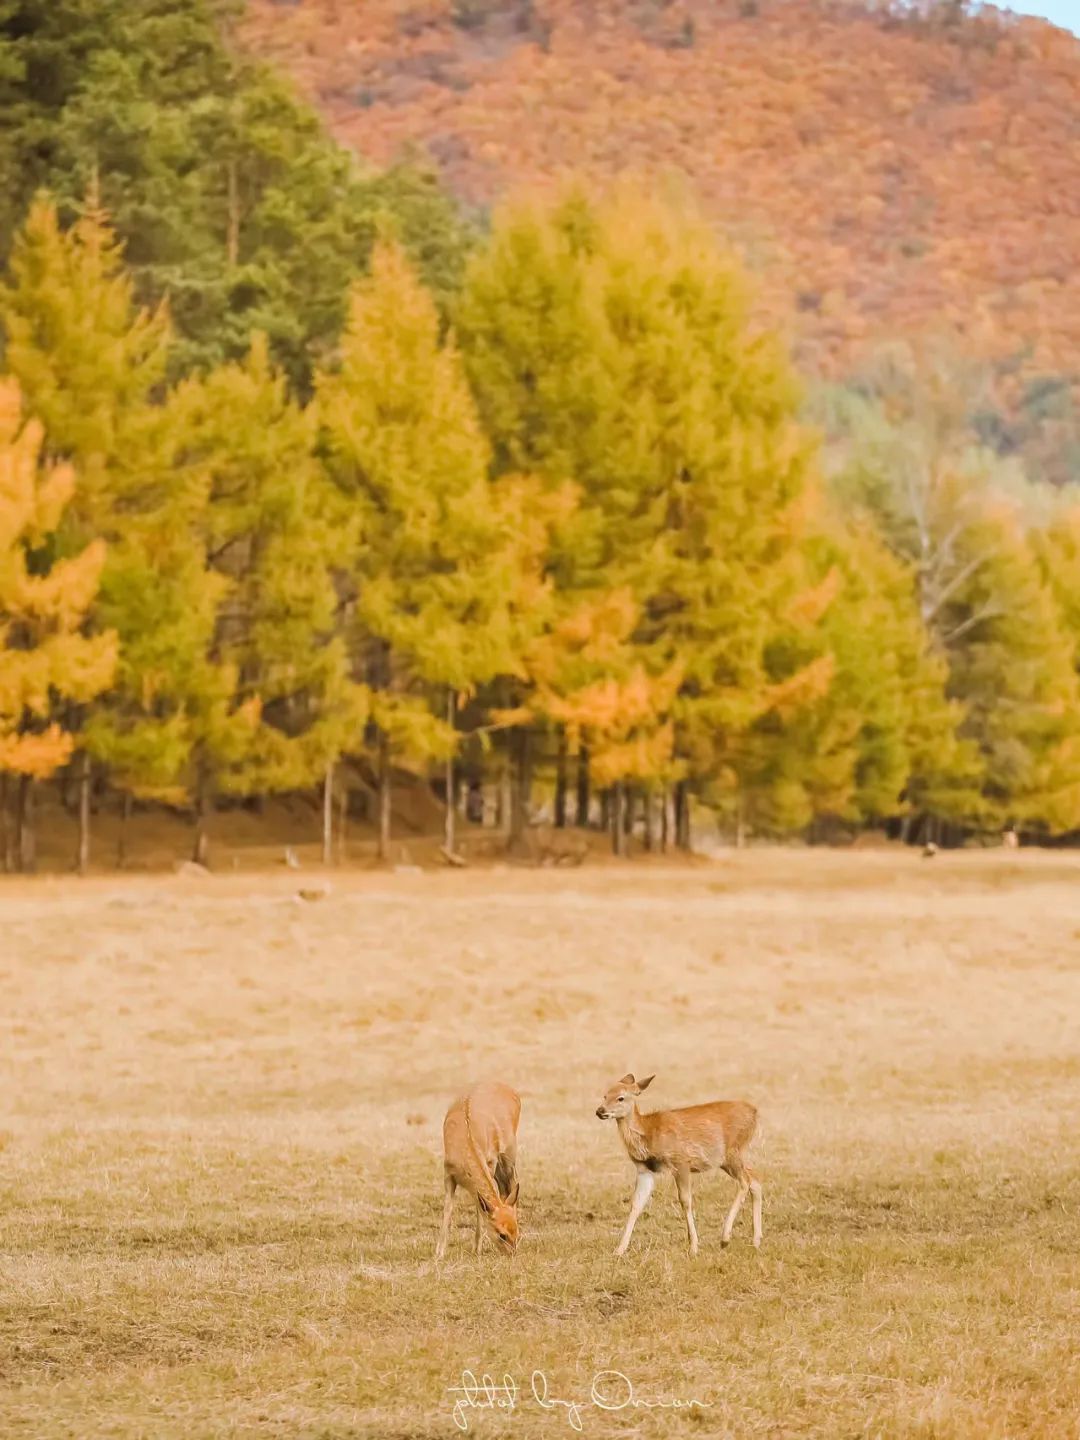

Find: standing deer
[595,1072,762,1257]
[436,1081,521,1260]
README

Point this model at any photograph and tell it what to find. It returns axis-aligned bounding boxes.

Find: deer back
[638,1099,758,1171]
[443,1081,520,1195]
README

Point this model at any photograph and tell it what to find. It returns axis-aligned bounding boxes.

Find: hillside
[243,0,1080,416]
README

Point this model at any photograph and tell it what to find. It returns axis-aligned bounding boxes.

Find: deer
[595,1072,762,1257]
[436,1080,521,1260]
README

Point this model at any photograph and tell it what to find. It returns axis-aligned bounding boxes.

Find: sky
[1004,0,1080,30]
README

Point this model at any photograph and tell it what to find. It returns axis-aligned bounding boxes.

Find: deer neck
[464,1098,501,1207]
[617,1105,651,1164]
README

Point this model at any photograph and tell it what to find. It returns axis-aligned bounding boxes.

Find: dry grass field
[2,851,1080,1439]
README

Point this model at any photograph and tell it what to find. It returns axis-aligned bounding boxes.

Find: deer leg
[721,1162,751,1247]
[749,1168,763,1248]
[474,1197,484,1257]
[436,1173,456,1261]
[615,1166,655,1257]
[674,1166,698,1257]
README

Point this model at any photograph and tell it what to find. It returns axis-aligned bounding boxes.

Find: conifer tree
[175,335,368,860]
[318,241,544,859]
[457,189,821,843]
[0,0,475,389]
[1,196,215,867]
[0,380,116,870]
[739,512,978,836]
[943,501,1080,833]
[824,349,1080,834]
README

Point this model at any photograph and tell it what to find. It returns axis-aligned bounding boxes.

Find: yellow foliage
[763,653,836,720]
[0,724,74,779]
[0,378,116,779]
[786,566,841,629]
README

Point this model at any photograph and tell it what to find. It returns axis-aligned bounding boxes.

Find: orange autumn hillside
[243,0,1080,400]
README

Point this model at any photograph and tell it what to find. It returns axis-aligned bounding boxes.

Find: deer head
[478,1181,520,1254]
[595,1072,654,1120]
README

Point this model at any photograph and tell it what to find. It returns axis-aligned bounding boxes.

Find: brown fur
[596,1073,763,1256]
[436,1081,521,1260]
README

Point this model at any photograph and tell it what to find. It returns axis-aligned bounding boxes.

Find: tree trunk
[444,691,457,855]
[508,728,531,851]
[600,788,611,834]
[734,795,746,850]
[116,791,133,870]
[322,762,334,867]
[193,780,210,867]
[497,754,511,838]
[0,774,10,874]
[554,733,568,829]
[612,780,626,857]
[338,782,348,865]
[675,780,691,852]
[16,774,35,874]
[377,730,391,862]
[76,751,91,875]
[643,788,656,853]
[660,788,670,854]
[575,745,590,828]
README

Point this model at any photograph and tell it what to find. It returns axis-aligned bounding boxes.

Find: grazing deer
[595,1073,762,1257]
[436,1081,521,1260]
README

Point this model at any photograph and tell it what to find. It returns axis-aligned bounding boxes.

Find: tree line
[4,183,1080,871]
[2,0,1080,869]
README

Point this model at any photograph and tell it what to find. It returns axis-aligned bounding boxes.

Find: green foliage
[1,196,171,527]
[1,1,1077,855]
[0,0,475,390]
[823,346,1080,832]
[176,335,367,798]
[750,511,979,830]
[318,241,542,775]
[942,501,1080,831]
[457,188,820,805]
[0,197,215,799]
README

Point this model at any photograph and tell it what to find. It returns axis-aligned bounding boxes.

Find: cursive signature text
[446,1368,711,1432]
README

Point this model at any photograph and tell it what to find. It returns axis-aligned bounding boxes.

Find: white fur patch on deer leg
[721,1178,750,1246]
[615,1167,655,1256]
[750,1175,763,1248]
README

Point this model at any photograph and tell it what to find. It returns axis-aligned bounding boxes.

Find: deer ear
[638,1074,655,1091]
[506,1181,520,1207]
[477,1193,493,1214]
[620,1073,636,1086]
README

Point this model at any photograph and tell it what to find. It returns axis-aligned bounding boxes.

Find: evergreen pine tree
[0,0,475,389]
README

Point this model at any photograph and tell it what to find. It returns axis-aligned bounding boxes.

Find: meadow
[2,850,1079,1438]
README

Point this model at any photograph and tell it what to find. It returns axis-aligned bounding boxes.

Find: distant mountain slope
[243,0,1079,396]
